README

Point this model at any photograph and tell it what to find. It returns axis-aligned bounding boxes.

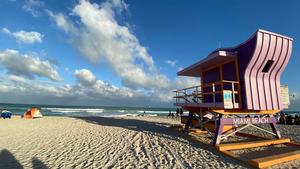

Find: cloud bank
[0,0,199,107]
[47,0,173,90]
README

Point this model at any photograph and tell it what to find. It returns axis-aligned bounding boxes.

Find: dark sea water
[0,103,182,117]
[282,111,300,116]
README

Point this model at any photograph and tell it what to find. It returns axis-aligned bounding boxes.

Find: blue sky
[0,0,299,109]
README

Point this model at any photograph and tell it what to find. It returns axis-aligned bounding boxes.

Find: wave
[137,110,169,114]
[103,113,139,117]
[41,107,104,113]
[103,113,158,118]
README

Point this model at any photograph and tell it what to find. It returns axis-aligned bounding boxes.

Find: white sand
[0,116,248,169]
[1,116,300,169]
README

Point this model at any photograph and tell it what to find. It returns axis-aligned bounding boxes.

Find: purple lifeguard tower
[174,29,293,147]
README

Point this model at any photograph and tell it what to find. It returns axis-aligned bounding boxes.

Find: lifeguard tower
[174,29,300,168]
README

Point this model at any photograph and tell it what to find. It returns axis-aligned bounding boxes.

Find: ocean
[0,103,181,117]
[1,103,298,117]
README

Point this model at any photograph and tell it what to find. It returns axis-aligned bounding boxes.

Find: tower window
[262,60,274,73]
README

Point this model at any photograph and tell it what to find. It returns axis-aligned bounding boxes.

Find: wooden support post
[184,89,187,103]
[235,59,242,107]
[200,108,204,130]
[212,83,216,107]
[196,86,199,103]
[270,121,281,139]
[213,115,224,146]
[200,71,204,103]
[184,111,193,133]
[231,82,235,109]
[219,64,224,104]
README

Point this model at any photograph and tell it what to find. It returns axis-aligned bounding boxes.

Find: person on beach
[279,113,286,124]
[294,115,300,125]
[168,111,171,118]
[286,115,293,125]
[180,108,183,116]
[176,108,179,118]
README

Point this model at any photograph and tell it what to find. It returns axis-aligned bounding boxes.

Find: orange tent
[23,108,43,119]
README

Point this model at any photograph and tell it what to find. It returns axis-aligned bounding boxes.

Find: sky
[0,0,299,109]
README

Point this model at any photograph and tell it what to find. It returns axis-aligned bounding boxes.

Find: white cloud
[151,76,200,102]
[0,84,14,93]
[0,76,68,98]
[73,69,136,98]
[1,28,10,34]
[0,49,61,81]
[46,10,76,34]
[13,30,43,44]
[290,92,299,101]
[165,59,177,67]
[74,69,96,86]
[9,75,26,83]
[286,91,300,111]
[22,0,44,17]
[1,27,43,44]
[175,76,199,89]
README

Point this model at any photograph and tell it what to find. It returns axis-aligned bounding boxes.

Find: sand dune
[0,116,299,168]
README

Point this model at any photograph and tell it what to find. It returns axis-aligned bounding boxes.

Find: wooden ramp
[250,150,300,168]
[217,138,300,168]
[217,138,290,151]
[171,126,300,168]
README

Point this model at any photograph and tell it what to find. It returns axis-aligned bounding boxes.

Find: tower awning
[177,51,237,77]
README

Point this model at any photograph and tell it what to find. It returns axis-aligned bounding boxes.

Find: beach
[0,116,299,169]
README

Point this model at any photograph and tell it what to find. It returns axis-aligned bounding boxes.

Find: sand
[0,116,299,169]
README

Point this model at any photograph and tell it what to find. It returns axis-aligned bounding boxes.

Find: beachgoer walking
[168,111,171,117]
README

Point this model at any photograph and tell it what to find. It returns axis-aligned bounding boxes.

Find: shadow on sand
[0,149,23,169]
[32,157,48,169]
[73,116,253,168]
[0,149,48,169]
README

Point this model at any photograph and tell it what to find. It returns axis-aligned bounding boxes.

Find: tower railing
[173,80,240,109]
[173,85,202,104]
